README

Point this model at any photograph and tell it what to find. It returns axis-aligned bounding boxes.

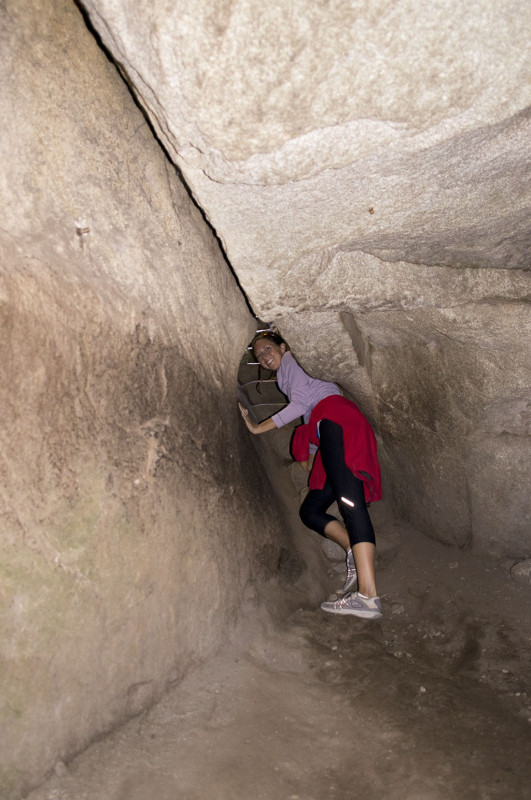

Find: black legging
[299,418,376,547]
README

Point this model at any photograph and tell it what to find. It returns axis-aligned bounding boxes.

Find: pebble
[510,560,531,585]
[54,760,67,778]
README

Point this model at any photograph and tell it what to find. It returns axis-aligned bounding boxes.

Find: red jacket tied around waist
[291,395,382,503]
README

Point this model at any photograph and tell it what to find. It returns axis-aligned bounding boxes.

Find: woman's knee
[299,495,332,537]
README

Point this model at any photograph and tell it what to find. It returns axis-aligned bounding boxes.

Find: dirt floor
[26,524,530,800]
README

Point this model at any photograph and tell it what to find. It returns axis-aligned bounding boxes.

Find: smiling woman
[238,329,383,620]
[254,335,285,372]
[236,332,288,425]
[239,332,292,435]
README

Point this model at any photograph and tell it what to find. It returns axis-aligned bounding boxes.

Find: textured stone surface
[510,559,531,585]
[0,2,292,797]
[81,0,531,278]
[2,2,531,793]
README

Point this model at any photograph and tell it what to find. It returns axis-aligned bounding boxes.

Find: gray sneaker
[320,592,383,620]
[343,548,357,594]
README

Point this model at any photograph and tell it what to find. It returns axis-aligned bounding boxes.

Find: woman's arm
[239,403,278,435]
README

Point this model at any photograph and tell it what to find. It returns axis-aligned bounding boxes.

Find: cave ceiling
[80,0,531,321]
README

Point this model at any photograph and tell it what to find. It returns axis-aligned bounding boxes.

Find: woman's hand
[239,402,257,433]
[238,403,278,435]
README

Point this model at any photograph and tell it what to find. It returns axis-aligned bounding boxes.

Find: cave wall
[79,0,531,276]
[80,0,531,557]
[0,2,290,796]
[1,1,530,794]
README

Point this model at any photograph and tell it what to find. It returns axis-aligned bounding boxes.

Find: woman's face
[253,338,286,372]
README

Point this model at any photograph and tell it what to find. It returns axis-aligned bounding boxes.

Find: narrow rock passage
[27,527,530,800]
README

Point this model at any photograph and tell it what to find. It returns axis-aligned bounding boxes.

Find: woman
[239,331,383,620]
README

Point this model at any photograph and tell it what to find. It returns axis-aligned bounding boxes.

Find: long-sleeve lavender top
[271,351,341,429]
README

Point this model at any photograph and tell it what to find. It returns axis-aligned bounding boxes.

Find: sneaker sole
[320,604,382,620]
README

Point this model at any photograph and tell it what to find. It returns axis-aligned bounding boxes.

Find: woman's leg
[300,485,358,592]
[350,542,377,598]
[300,484,353,552]
[322,519,350,552]
[319,419,378,598]
[299,483,347,546]
[300,491,358,592]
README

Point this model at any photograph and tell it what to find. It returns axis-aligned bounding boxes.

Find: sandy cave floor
[27,526,531,800]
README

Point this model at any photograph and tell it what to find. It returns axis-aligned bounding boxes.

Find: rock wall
[1,1,530,794]
[0,2,292,797]
[80,0,531,276]
[80,0,530,556]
